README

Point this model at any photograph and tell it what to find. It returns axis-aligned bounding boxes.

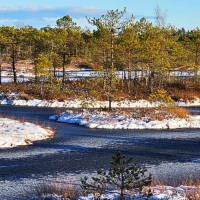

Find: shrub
[149,89,174,106]
[166,107,190,119]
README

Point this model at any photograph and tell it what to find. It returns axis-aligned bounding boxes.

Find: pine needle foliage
[81,152,152,199]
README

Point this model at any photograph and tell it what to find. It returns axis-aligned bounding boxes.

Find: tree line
[0,8,200,109]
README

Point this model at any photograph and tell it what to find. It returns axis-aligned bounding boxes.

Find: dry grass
[122,106,190,121]
[187,189,200,200]
[1,79,200,112]
[148,106,190,120]
[22,178,200,200]
[1,78,200,103]
[27,119,55,138]
[24,181,85,199]
[176,107,190,119]
[167,107,190,119]
[24,138,31,144]
[110,106,190,122]
[170,88,200,102]
[181,177,200,186]
[0,114,27,123]
[0,82,70,101]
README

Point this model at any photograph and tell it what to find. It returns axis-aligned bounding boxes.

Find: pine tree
[81,152,152,200]
[86,8,127,110]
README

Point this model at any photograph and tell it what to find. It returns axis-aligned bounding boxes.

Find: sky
[0,0,199,30]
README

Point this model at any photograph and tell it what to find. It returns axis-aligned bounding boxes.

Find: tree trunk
[0,62,2,84]
[124,70,126,80]
[111,29,114,67]
[145,66,149,86]
[108,28,114,110]
[121,71,124,87]
[34,64,38,83]
[168,70,171,83]
[128,50,131,93]
[108,95,112,111]
[53,64,56,77]
[62,53,66,89]
[195,45,199,82]
[120,173,124,200]
[134,69,138,86]
[148,67,154,93]
[103,49,106,64]
[75,46,77,57]
[0,45,3,84]
[12,44,17,83]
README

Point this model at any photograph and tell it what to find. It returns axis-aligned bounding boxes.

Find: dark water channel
[0,105,200,199]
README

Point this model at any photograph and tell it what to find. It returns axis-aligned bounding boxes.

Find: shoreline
[0,97,200,108]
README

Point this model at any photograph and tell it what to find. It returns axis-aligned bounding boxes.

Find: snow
[1,93,200,147]
[1,71,34,83]
[0,93,200,130]
[0,118,53,148]
[49,109,200,130]
[28,185,200,200]
[1,96,200,108]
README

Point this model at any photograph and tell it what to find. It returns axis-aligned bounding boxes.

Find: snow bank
[49,110,200,129]
[1,97,200,108]
[0,118,53,148]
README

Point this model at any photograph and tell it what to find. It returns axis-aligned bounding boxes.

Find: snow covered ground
[1,92,200,144]
[1,94,200,130]
[80,185,200,200]
[0,118,53,148]
[49,109,200,129]
[1,71,34,83]
[1,94,200,108]
[29,185,199,200]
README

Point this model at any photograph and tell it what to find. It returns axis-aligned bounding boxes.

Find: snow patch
[0,118,53,148]
[49,110,200,130]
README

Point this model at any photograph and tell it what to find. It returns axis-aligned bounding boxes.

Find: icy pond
[0,105,200,199]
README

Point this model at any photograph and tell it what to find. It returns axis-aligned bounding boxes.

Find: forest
[0,8,200,108]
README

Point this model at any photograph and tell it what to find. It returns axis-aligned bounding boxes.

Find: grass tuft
[23,181,85,200]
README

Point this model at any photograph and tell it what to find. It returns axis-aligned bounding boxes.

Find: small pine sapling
[149,89,175,115]
[81,152,152,200]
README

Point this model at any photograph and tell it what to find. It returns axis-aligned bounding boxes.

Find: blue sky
[0,0,199,30]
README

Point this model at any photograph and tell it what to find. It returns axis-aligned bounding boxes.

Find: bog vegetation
[0,7,200,109]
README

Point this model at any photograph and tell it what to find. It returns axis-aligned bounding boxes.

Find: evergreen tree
[87,8,127,109]
[81,152,152,200]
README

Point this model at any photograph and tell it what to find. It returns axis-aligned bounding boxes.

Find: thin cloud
[0,6,52,12]
[0,5,154,28]
[43,17,59,22]
[67,5,103,15]
[0,5,154,19]
[0,19,18,23]
[0,5,103,16]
